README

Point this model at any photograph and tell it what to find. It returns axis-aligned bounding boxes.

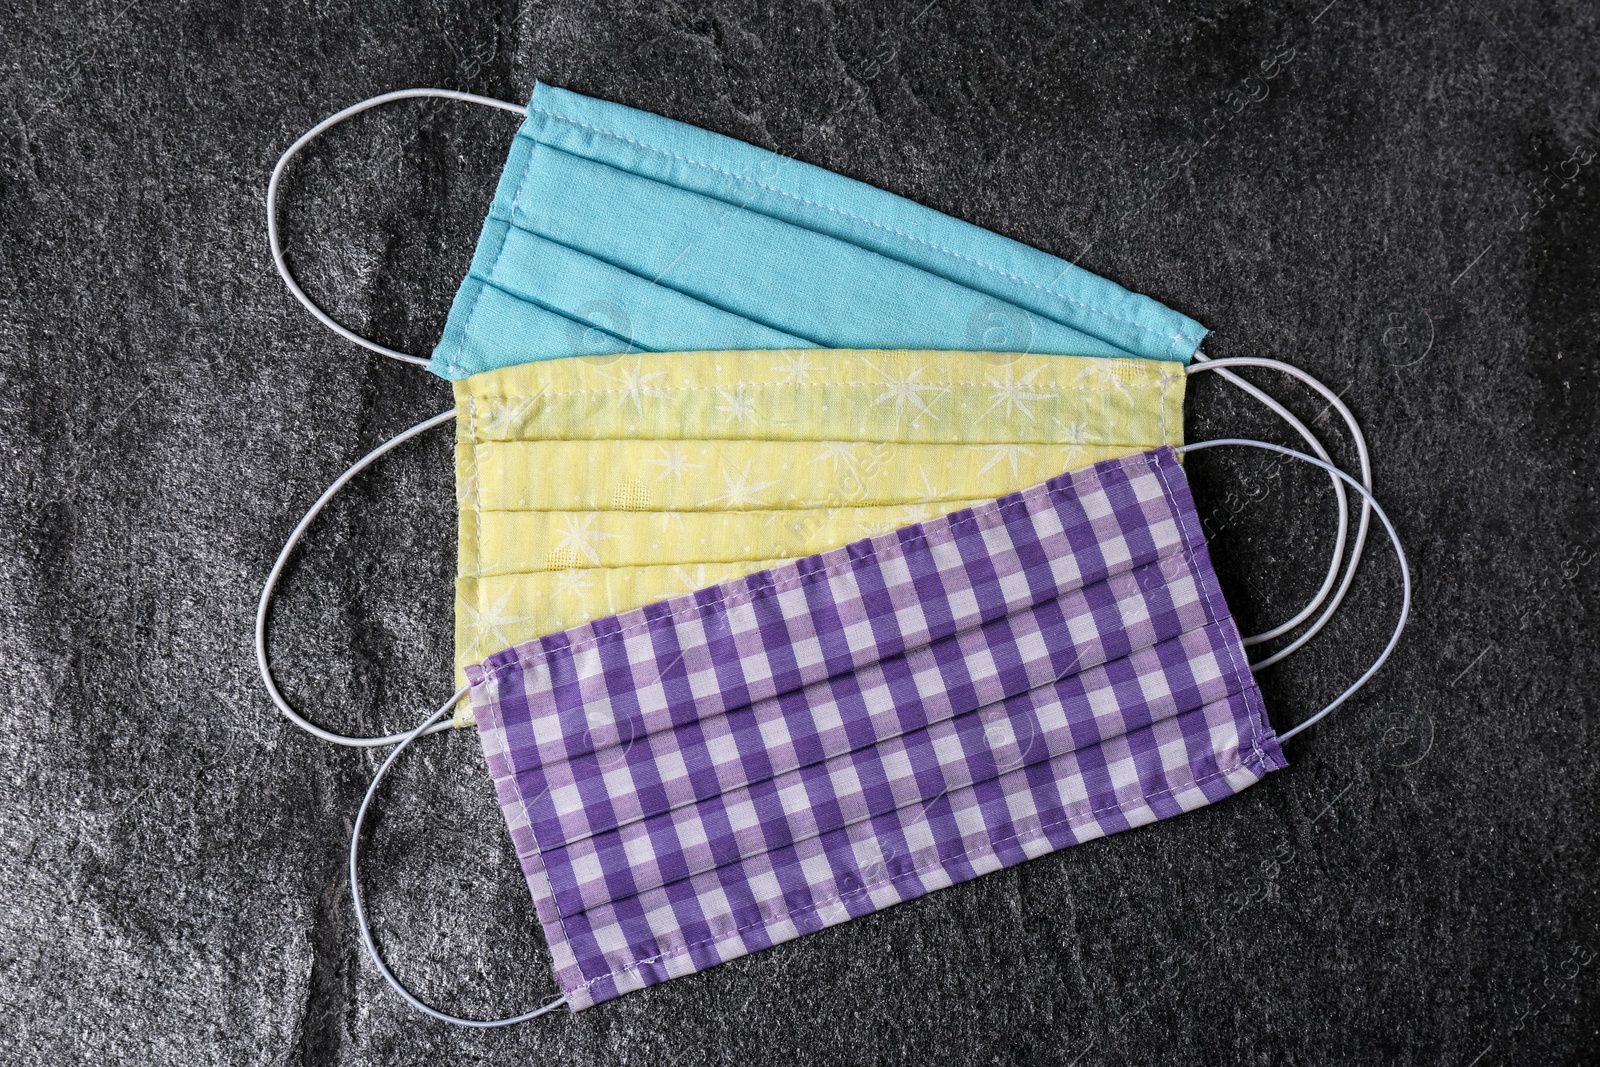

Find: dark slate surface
[1,1,1596,1063]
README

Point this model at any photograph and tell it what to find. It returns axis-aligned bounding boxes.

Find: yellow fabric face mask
[451,349,1185,725]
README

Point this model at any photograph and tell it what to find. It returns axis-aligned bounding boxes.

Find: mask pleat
[470,442,1127,509]
[514,547,1228,859]
[531,619,1260,920]
[478,222,819,353]
[508,149,1126,358]
[468,503,1000,576]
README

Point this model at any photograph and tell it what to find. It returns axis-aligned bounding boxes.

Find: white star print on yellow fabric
[478,396,538,438]
[648,443,701,481]
[449,349,1185,727]
[776,351,816,384]
[552,513,620,565]
[707,460,780,509]
[595,362,668,414]
[715,385,760,424]
[551,569,594,600]
[863,357,945,424]
[976,443,1037,478]
[458,581,539,664]
[981,361,1052,423]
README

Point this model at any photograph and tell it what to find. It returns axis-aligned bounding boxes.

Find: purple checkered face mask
[348,434,1409,1026]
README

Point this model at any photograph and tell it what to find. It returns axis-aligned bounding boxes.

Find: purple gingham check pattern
[470,446,1285,1009]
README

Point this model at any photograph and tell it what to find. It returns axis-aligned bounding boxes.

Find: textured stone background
[1,1,1597,1063]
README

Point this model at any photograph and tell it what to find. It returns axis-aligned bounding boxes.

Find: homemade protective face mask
[349,437,1409,1023]
[268,86,1207,378]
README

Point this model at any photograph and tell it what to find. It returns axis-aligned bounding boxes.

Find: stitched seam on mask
[526,107,1195,354]
[522,845,580,998]
[478,694,581,991]
[1152,455,1269,763]
[1161,367,1185,443]
[485,689,595,1002]
[469,379,1171,401]
[1161,370,1169,443]
[469,496,1018,516]
[474,452,1168,682]
[451,266,503,377]
[538,745,1269,996]
[472,399,483,628]
[457,394,485,726]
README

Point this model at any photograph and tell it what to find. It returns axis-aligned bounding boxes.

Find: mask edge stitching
[1162,369,1169,446]
[462,378,1175,402]
[455,395,484,727]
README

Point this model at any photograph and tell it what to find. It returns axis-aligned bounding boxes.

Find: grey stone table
[1,1,1595,1063]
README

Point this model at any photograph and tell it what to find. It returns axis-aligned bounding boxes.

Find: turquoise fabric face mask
[269,86,1207,378]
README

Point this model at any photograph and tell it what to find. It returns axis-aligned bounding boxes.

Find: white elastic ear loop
[350,686,569,1025]
[256,409,457,747]
[267,88,529,367]
[1175,439,1408,742]
[1187,354,1374,667]
[1187,353,1359,649]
